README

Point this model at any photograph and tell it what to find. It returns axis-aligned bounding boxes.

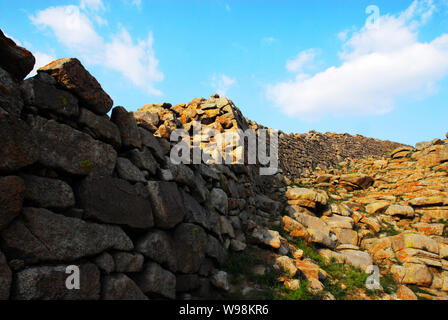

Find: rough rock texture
[0,113,39,172]
[102,274,148,300]
[2,33,438,301]
[78,107,121,149]
[0,30,35,81]
[0,250,12,300]
[133,262,176,299]
[29,116,117,176]
[0,67,24,116]
[111,106,142,149]
[0,208,133,263]
[146,181,186,229]
[13,263,100,300]
[78,176,154,229]
[0,176,24,230]
[22,175,75,209]
[38,58,112,115]
[173,223,208,274]
[135,230,178,272]
[21,77,79,118]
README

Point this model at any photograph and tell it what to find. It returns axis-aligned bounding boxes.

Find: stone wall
[0,30,289,300]
[249,122,406,177]
[0,29,404,300]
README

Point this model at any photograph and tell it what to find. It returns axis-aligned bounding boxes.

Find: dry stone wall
[0,30,288,300]
[0,29,404,300]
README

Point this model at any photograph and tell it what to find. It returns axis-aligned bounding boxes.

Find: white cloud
[132,0,142,8]
[261,37,276,45]
[105,29,163,95]
[31,5,103,61]
[80,0,105,11]
[267,0,448,120]
[211,74,236,96]
[30,3,164,96]
[94,15,108,26]
[286,49,318,73]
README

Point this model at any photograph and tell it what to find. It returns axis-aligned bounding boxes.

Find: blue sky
[1,0,448,145]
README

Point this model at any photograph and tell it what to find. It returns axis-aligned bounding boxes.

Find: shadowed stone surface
[78,176,154,229]
[0,113,39,172]
[78,107,121,149]
[135,229,177,272]
[133,262,176,299]
[102,274,148,300]
[111,106,141,149]
[13,263,100,300]
[0,176,24,231]
[173,223,208,274]
[0,30,35,81]
[29,116,116,176]
[38,58,113,115]
[146,181,186,229]
[0,67,23,116]
[23,175,75,209]
[0,251,11,300]
[0,208,133,264]
[21,77,79,117]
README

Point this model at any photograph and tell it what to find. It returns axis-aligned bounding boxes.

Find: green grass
[321,263,371,300]
[224,226,401,300]
[381,221,400,236]
[380,272,398,294]
[223,251,277,287]
[408,285,436,300]
[274,279,322,300]
[287,237,327,267]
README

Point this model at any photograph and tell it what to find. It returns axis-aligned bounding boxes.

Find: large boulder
[0,113,39,172]
[0,67,24,116]
[340,250,373,271]
[13,263,100,300]
[0,176,24,231]
[391,232,439,254]
[339,174,374,190]
[113,252,144,273]
[286,187,328,206]
[135,230,178,272]
[128,147,158,175]
[21,76,79,118]
[133,262,176,299]
[102,274,148,300]
[78,107,121,149]
[182,190,210,231]
[146,181,186,229]
[38,58,113,115]
[391,263,433,286]
[22,175,75,210]
[0,207,133,264]
[111,106,142,149]
[173,223,208,274]
[0,250,12,300]
[208,188,228,215]
[0,30,35,81]
[385,205,415,218]
[206,234,227,266]
[78,176,153,229]
[29,116,116,176]
[139,127,165,161]
[115,157,146,183]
